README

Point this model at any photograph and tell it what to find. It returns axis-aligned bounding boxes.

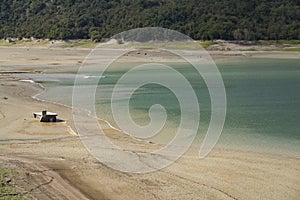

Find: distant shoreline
[0,39,299,64]
[1,38,299,52]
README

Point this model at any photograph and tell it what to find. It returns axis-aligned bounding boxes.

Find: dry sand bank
[0,46,299,200]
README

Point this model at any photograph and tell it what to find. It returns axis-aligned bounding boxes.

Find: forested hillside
[0,0,299,40]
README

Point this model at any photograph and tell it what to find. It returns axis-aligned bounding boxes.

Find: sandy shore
[0,46,299,200]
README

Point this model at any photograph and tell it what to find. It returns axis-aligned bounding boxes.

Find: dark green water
[28,57,300,157]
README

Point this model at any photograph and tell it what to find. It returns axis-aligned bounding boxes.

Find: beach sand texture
[0,46,299,200]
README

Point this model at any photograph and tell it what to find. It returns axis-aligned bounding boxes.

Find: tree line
[0,0,299,41]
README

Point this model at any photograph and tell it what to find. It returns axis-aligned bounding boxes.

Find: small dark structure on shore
[33,110,57,122]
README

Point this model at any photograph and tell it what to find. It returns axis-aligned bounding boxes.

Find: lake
[23,56,300,157]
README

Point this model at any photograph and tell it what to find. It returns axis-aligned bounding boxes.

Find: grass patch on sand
[283,47,300,52]
[0,168,26,200]
[166,41,205,50]
[0,40,14,47]
[199,41,217,48]
[77,42,100,48]
[61,40,99,48]
[0,39,49,47]
[259,40,300,51]
[257,40,300,47]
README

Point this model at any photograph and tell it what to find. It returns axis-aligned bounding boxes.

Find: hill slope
[0,0,299,40]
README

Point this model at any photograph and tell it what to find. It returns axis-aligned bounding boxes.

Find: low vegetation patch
[0,168,26,200]
[199,41,217,48]
[257,40,300,47]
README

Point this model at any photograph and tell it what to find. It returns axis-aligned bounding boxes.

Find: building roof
[33,112,57,116]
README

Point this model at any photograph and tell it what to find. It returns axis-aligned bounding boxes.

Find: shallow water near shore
[22,56,300,157]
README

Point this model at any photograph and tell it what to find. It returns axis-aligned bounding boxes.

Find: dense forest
[0,0,299,41]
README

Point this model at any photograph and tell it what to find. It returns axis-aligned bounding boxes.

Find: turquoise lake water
[23,56,300,157]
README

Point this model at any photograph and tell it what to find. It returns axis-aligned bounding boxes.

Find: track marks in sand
[161,168,239,200]
[0,157,89,200]
[0,109,5,120]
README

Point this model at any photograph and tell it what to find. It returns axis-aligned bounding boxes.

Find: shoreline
[0,41,299,59]
[22,69,299,159]
[0,46,299,199]
[5,74,299,160]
